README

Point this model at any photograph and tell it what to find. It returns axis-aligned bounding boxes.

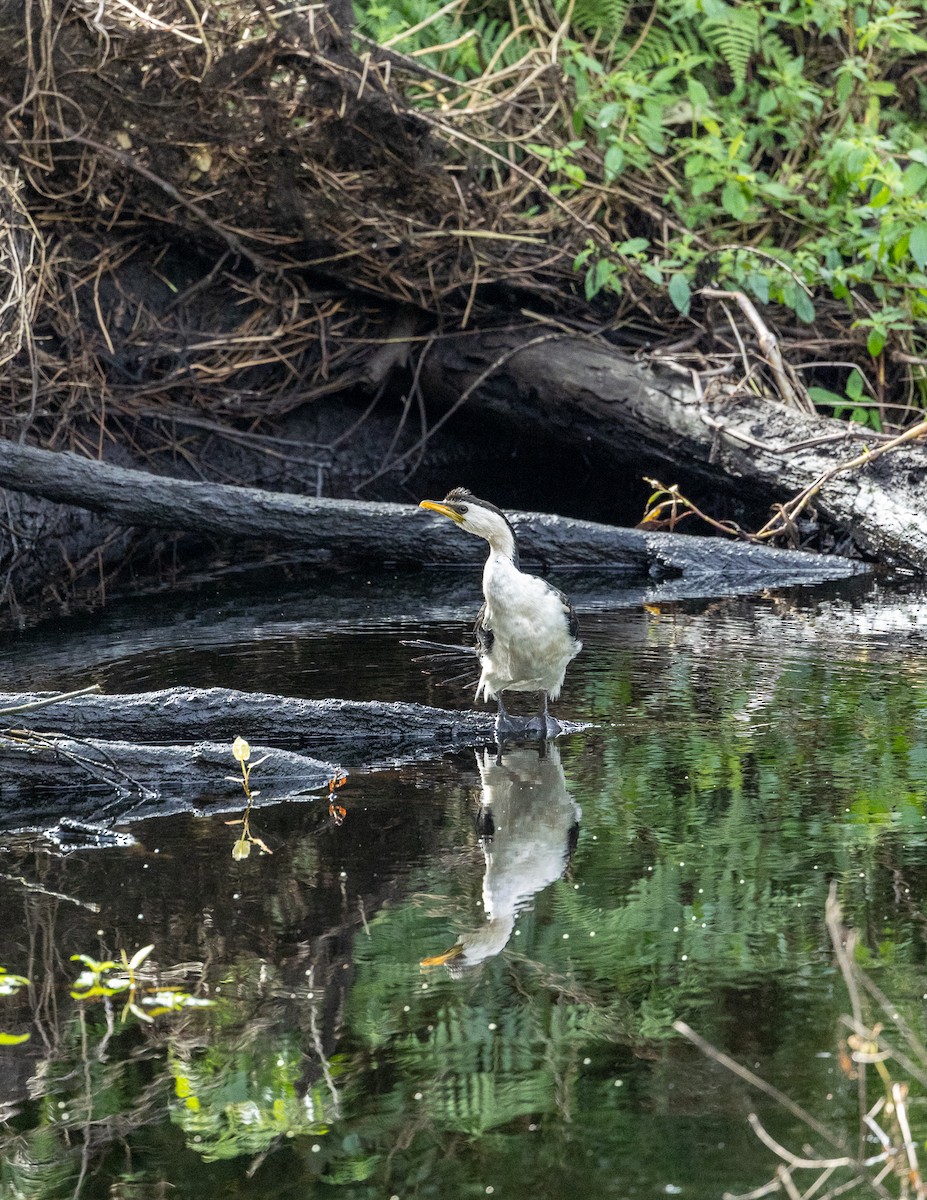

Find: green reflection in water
[3,595,927,1197]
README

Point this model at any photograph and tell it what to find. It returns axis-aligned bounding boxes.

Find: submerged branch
[672,1021,846,1152]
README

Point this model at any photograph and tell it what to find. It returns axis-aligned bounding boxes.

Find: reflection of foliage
[315,616,927,1190]
[3,1127,74,1199]
[169,1033,337,1161]
[0,953,224,1198]
[0,966,29,996]
[0,964,30,1045]
[0,1010,170,1198]
[679,889,927,1199]
[5,603,927,1195]
[71,945,214,1023]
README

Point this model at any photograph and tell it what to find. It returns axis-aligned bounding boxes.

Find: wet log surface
[0,736,338,833]
[0,688,498,761]
[422,332,927,570]
[0,439,866,585]
[0,688,535,835]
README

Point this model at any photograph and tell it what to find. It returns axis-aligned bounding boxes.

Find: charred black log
[0,687,497,763]
[421,331,927,571]
[0,687,506,833]
[0,734,337,833]
[0,439,866,584]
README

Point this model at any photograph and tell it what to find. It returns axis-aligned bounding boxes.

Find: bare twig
[755,419,927,541]
[746,1114,855,1171]
[0,684,102,716]
[700,288,814,413]
[673,1021,846,1151]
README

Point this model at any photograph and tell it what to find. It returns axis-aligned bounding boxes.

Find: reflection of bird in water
[422,743,580,973]
[418,489,581,738]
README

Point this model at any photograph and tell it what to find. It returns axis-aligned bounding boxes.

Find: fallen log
[0,688,498,765]
[0,688,590,834]
[0,440,866,586]
[0,735,338,833]
[421,331,927,571]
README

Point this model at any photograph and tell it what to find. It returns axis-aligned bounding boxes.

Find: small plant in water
[0,965,30,1044]
[70,945,214,1023]
[227,735,273,860]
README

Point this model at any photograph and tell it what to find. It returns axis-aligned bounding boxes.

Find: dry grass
[677,886,927,1200]
[0,1,606,449]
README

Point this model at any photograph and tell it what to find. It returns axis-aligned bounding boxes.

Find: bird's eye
[460,506,468,514]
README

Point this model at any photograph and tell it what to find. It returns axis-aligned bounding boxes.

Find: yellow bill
[419,500,464,523]
[420,943,464,967]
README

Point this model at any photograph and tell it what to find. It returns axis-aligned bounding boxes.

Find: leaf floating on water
[232,838,251,860]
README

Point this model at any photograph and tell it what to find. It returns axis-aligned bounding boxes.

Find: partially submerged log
[0,688,536,834]
[421,331,927,571]
[0,440,866,587]
[0,688,498,765]
[0,735,337,833]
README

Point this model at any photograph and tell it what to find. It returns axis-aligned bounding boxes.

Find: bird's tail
[401,638,472,659]
[401,638,478,691]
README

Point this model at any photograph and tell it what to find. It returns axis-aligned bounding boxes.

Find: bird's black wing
[474,601,494,656]
[548,584,580,641]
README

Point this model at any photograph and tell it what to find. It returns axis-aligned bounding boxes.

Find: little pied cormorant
[419,488,581,738]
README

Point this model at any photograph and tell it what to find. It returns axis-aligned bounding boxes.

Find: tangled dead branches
[0,0,609,446]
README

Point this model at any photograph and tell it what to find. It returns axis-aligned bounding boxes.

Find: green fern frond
[352,0,523,80]
[613,23,702,71]
[701,8,760,88]
[759,29,796,68]
[471,14,523,71]
[567,0,632,38]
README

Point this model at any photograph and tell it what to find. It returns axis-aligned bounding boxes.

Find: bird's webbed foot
[524,714,564,740]
[493,697,524,740]
[524,695,563,740]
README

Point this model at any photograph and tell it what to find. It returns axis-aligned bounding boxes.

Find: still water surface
[2,572,927,1198]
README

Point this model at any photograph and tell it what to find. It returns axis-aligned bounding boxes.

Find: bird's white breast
[477,554,580,700]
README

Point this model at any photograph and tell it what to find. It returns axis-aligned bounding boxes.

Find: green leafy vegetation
[353,0,927,413]
[227,737,347,858]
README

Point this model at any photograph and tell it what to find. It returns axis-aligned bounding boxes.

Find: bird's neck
[482,545,522,620]
[483,533,519,595]
[484,525,518,566]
